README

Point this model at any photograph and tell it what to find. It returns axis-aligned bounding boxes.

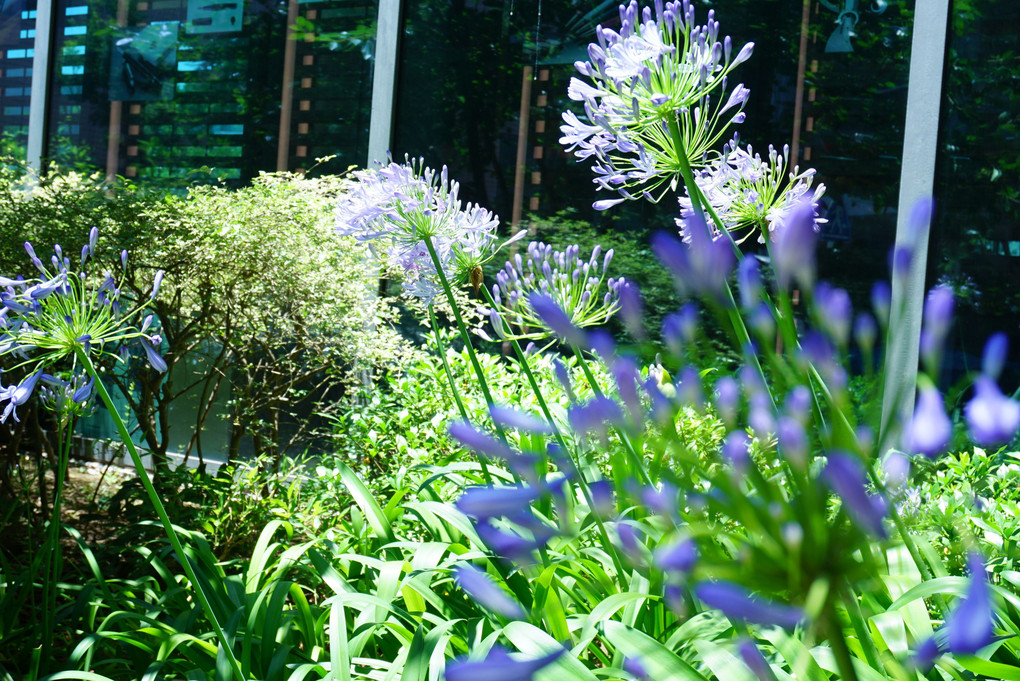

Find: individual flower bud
[694,581,806,629]
[871,281,891,327]
[453,564,527,620]
[748,302,775,341]
[920,285,954,369]
[654,538,698,573]
[120,250,129,270]
[854,312,878,352]
[965,375,1020,447]
[714,376,740,427]
[822,452,888,538]
[784,385,812,424]
[444,647,563,681]
[904,384,952,458]
[141,339,168,373]
[618,281,645,340]
[737,639,774,681]
[456,484,540,521]
[813,282,852,347]
[662,304,699,357]
[944,552,993,656]
[588,480,615,519]
[981,333,1008,380]
[771,200,818,292]
[151,270,164,299]
[722,430,750,473]
[529,293,587,347]
[777,417,808,468]
[737,256,762,311]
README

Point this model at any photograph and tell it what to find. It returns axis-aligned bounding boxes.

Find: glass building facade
[2,0,1018,396]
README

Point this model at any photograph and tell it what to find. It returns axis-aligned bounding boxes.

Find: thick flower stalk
[0,230,165,422]
[677,141,827,244]
[485,241,628,344]
[335,157,510,303]
[560,0,754,208]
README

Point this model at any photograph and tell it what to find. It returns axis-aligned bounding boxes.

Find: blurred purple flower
[722,431,751,472]
[965,375,1020,447]
[777,417,808,468]
[737,256,762,310]
[589,480,615,519]
[715,376,740,427]
[813,282,852,347]
[449,421,516,460]
[904,385,952,458]
[529,293,588,347]
[488,406,554,435]
[445,645,563,681]
[569,396,625,439]
[737,639,777,681]
[982,333,1008,380]
[871,281,891,327]
[822,453,888,538]
[771,200,818,291]
[920,286,954,371]
[457,485,541,521]
[453,564,527,619]
[476,521,551,564]
[662,304,699,356]
[694,581,806,629]
[622,656,650,680]
[654,538,698,573]
[945,552,994,655]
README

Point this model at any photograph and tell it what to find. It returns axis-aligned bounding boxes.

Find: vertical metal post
[105,0,130,182]
[366,0,401,166]
[510,65,533,252]
[26,0,56,172]
[276,0,300,172]
[880,0,950,445]
[789,0,811,164]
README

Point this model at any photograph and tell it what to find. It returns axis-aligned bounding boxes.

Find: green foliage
[0,159,410,475]
[907,448,1020,577]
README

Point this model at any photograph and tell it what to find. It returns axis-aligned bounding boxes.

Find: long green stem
[428,304,492,485]
[823,601,860,681]
[427,304,471,424]
[422,239,507,438]
[39,416,73,675]
[76,350,246,681]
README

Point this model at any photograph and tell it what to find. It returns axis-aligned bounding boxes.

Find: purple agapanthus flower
[945,552,994,655]
[1,232,165,420]
[488,242,627,345]
[677,142,826,245]
[444,645,564,681]
[453,564,527,620]
[822,452,888,538]
[903,385,952,458]
[965,375,1020,447]
[0,369,42,423]
[560,1,754,207]
[336,157,509,303]
[694,581,807,629]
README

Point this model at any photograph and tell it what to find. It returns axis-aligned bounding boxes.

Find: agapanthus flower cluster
[560,0,754,208]
[484,242,628,344]
[677,141,827,244]
[0,228,165,423]
[335,157,513,303]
